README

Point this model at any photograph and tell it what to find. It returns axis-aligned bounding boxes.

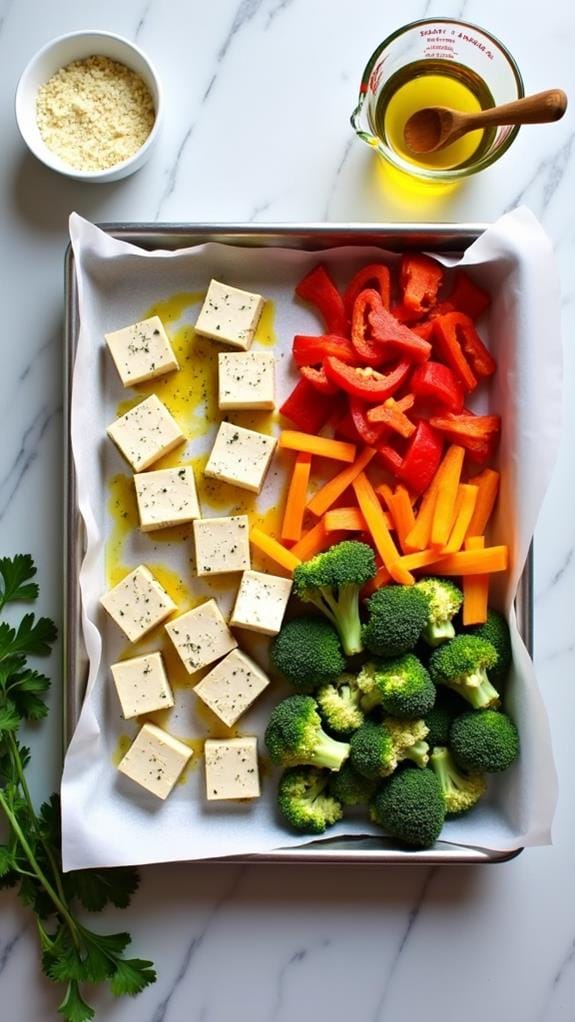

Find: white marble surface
[0,0,573,1019]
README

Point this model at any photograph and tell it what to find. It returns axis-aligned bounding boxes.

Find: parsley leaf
[110,956,157,997]
[0,554,39,607]
[65,866,140,912]
[57,980,95,1022]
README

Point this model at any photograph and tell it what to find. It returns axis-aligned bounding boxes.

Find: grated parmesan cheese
[36,55,155,171]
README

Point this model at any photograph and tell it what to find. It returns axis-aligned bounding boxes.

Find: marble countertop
[1,0,573,1019]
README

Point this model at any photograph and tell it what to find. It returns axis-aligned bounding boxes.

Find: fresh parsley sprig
[0,555,156,1022]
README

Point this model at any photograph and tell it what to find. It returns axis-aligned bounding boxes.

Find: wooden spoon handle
[466,89,568,129]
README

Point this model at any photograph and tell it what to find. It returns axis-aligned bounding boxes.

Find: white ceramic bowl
[15,30,162,182]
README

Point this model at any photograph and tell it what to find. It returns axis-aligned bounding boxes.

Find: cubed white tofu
[107,394,185,472]
[193,515,250,576]
[204,422,276,494]
[194,649,270,727]
[195,279,264,350]
[230,570,293,636]
[100,565,176,642]
[105,316,179,387]
[134,467,200,532]
[110,652,174,719]
[204,737,260,800]
[218,351,275,410]
[117,722,193,799]
[165,598,237,674]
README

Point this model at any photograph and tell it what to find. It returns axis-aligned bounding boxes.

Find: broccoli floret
[265,695,350,771]
[429,635,500,709]
[350,718,429,779]
[329,762,377,807]
[277,767,343,834]
[415,577,463,647]
[316,673,365,736]
[430,746,487,815]
[362,585,429,658]
[468,610,512,684]
[370,767,445,848]
[450,709,520,773]
[270,616,346,691]
[357,655,436,718]
[293,541,376,656]
[424,688,468,747]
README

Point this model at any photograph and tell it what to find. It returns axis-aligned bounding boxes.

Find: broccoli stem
[317,585,363,657]
[310,732,350,771]
[461,669,501,709]
[423,619,456,647]
[430,746,452,790]
[404,740,430,768]
[359,688,379,713]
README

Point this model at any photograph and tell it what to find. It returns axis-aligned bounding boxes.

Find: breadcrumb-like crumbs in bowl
[36,55,156,172]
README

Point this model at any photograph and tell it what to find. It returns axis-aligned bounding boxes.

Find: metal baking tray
[63,223,531,865]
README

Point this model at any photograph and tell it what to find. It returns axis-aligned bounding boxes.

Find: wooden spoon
[404,89,568,155]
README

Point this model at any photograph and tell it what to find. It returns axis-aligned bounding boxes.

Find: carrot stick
[431,445,465,548]
[404,445,461,552]
[279,430,356,463]
[387,488,417,554]
[291,521,347,561]
[352,473,414,585]
[307,446,376,517]
[250,528,302,573]
[281,453,312,543]
[462,536,489,624]
[396,548,444,572]
[324,507,369,532]
[442,484,479,554]
[430,545,508,576]
[466,468,500,537]
[363,563,392,597]
[376,482,395,510]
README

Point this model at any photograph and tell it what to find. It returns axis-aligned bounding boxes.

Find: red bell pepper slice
[369,302,432,364]
[333,409,363,445]
[348,397,386,446]
[400,253,444,317]
[434,312,496,389]
[411,361,464,413]
[292,334,355,367]
[351,289,392,365]
[324,355,412,402]
[391,302,423,325]
[377,443,404,476]
[411,320,435,341]
[344,263,391,317]
[438,270,491,320]
[295,265,348,337]
[429,412,501,463]
[432,314,477,391]
[366,395,416,438]
[299,364,339,395]
[279,377,334,434]
[397,420,444,494]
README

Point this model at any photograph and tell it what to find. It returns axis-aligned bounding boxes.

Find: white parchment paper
[61,208,560,869]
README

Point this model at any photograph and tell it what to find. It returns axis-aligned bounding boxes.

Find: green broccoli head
[370,767,445,848]
[357,654,436,718]
[467,610,512,684]
[270,616,346,691]
[277,766,343,834]
[430,746,487,815]
[428,635,500,709]
[362,585,429,658]
[349,718,429,779]
[424,687,469,747]
[293,541,376,656]
[316,673,365,736]
[415,577,463,647]
[264,694,350,771]
[450,709,520,773]
[329,761,377,807]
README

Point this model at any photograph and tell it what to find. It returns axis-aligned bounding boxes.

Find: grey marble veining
[1,0,574,1019]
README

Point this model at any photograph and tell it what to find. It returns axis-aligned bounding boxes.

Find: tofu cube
[194,649,270,727]
[100,565,176,642]
[218,351,275,410]
[110,652,174,719]
[231,570,293,636]
[105,316,179,387]
[193,515,250,576]
[195,279,264,350]
[107,394,185,472]
[134,466,201,532]
[165,598,237,674]
[117,722,193,799]
[205,421,276,494]
[204,737,260,800]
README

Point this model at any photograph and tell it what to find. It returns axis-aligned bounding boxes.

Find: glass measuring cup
[351,18,524,183]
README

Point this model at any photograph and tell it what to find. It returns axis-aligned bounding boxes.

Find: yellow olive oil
[371,60,496,171]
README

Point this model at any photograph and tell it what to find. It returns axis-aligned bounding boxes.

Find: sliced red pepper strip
[344,263,391,317]
[299,364,339,395]
[366,395,416,437]
[433,312,495,388]
[411,320,435,341]
[369,302,432,364]
[292,334,355,367]
[391,302,423,325]
[351,289,391,365]
[432,314,478,392]
[348,397,386,446]
[333,409,363,444]
[411,361,464,413]
[295,265,348,337]
[279,377,334,434]
[377,443,404,476]
[438,270,491,320]
[324,355,412,402]
[430,413,501,463]
[397,420,444,494]
[400,253,444,317]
